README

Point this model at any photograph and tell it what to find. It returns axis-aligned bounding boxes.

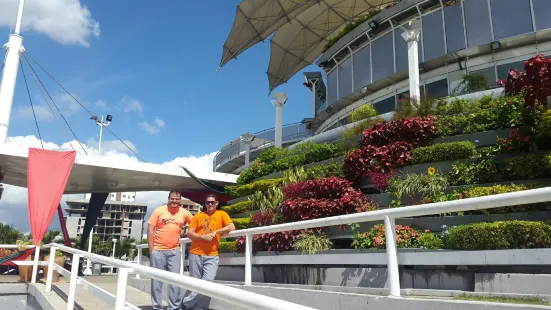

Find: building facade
[67,192,144,241]
[213,0,551,173]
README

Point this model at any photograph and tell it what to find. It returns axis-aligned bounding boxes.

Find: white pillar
[384,215,400,297]
[401,19,421,102]
[271,93,288,149]
[244,233,252,285]
[135,247,142,279]
[0,0,26,146]
[242,133,254,167]
[45,247,57,292]
[311,79,318,116]
[98,115,104,154]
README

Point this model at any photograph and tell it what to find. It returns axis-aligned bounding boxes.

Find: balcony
[213,122,312,173]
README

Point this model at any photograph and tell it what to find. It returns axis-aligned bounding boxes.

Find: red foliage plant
[279,177,377,222]
[366,170,395,191]
[343,141,414,181]
[503,54,551,107]
[360,115,437,147]
[250,210,277,226]
[235,229,322,254]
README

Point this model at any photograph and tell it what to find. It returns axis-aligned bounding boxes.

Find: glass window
[471,67,497,89]
[327,70,338,106]
[444,3,466,53]
[371,32,395,82]
[353,45,371,91]
[422,10,446,61]
[425,79,449,99]
[373,96,396,114]
[394,28,409,72]
[496,61,526,81]
[490,0,533,40]
[463,0,493,47]
[533,0,551,31]
[338,58,353,99]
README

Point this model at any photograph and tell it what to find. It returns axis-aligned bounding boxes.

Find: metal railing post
[31,246,40,284]
[45,247,56,292]
[384,215,400,297]
[66,253,81,310]
[244,233,252,285]
[180,242,185,275]
[115,267,129,310]
[135,248,142,279]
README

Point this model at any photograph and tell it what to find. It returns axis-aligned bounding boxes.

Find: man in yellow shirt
[148,190,193,310]
[182,193,235,310]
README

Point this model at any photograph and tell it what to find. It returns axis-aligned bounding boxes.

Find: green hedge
[219,241,237,253]
[233,218,254,230]
[236,142,342,185]
[222,201,253,216]
[443,221,551,250]
[225,178,284,198]
[411,141,477,165]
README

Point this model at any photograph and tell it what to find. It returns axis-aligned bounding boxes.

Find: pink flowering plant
[351,224,428,249]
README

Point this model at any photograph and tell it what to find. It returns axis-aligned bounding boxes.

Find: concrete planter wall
[215,248,551,293]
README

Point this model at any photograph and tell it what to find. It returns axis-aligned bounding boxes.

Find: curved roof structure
[218,0,315,69]
[267,0,394,92]
[220,0,394,92]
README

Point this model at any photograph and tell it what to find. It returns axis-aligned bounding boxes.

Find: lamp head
[90,116,99,121]
[106,114,113,122]
[271,92,288,106]
[409,19,421,31]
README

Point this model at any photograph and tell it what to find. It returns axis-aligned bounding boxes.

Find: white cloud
[0,135,217,232]
[85,137,137,155]
[94,100,107,109]
[140,117,165,135]
[122,96,143,114]
[0,0,100,47]
[17,105,53,121]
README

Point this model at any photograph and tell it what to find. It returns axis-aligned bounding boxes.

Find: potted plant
[16,240,32,282]
[43,249,66,282]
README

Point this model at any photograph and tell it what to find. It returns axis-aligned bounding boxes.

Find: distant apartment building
[65,191,147,242]
[65,192,202,242]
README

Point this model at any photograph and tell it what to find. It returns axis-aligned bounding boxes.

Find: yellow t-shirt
[148,205,193,251]
[189,210,233,256]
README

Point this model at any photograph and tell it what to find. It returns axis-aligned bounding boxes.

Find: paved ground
[0,274,164,309]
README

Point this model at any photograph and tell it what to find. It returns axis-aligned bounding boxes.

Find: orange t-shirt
[189,210,233,256]
[148,205,193,251]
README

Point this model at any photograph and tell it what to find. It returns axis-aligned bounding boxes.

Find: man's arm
[147,224,155,253]
[187,227,209,241]
[214,222,235,237]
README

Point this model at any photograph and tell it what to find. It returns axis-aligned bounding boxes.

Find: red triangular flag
[27,148,76,246]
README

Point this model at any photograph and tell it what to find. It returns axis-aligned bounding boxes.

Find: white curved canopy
[267,0,394,92]
[218,0,315,69]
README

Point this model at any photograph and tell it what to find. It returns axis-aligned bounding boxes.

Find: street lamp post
[90,114,113,154]
[400,19,422,102]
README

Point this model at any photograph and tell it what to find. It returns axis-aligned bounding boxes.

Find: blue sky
[5,0,317,163]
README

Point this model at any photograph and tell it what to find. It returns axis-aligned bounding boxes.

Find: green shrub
[418,233,443,249]
[388,173,448,205]
[292,232,333,255]
[221,201,253,216]
[256,147,290,164]
[443,221,551,250]
[447,158,502,186]
[307,161,344,179]
[219,241,237,253]
[504,153,551,180]
[349,104,377,123]
[411,141,477,165]
[225,178,284,198]
[233,218,254,230]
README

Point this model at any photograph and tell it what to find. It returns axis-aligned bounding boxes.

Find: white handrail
[135,186,551,297]
[44,243,316,310]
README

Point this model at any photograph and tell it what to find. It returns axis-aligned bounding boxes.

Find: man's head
[204,193,218,213]
[167,190,182,209]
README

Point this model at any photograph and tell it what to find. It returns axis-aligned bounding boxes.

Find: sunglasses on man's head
[205,201,217,205]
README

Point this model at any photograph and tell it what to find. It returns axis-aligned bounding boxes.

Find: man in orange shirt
[182,193,235,310]
[148,190,193,310]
